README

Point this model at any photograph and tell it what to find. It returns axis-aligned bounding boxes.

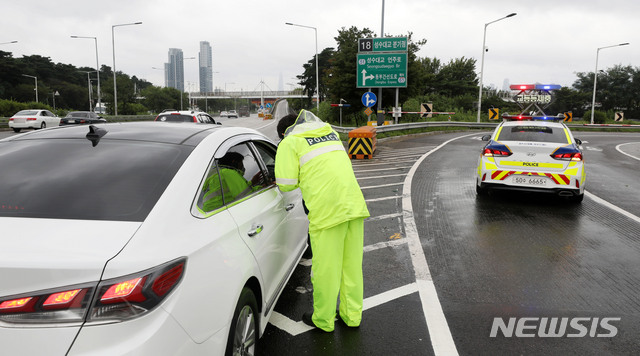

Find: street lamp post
[208,71,220,113]
[21,74,38,102]
[51,91,60,110]
[151,66,164,87]
[224,82,235,111]
[590,42,630,124]
[286,22,319,111]
[71,35,101,113]
[112,21,142,116]
[476,13,517,123]
[79,71,96,111]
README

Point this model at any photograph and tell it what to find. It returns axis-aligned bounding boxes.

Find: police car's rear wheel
[476,183,488,196]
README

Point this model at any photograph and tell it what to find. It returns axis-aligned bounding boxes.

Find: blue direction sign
[361,92,377,107]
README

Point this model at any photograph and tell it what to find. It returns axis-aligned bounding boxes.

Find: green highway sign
[358,37,408,52]
[356,52,408,88]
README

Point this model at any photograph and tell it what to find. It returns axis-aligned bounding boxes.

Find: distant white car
[8,109,60,132]
[220,111,229,118]
[228,110,238,118]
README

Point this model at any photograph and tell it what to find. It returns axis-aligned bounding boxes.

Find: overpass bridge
[189,90,307,102]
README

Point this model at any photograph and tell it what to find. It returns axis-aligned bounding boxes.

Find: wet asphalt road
[258,129,640,356]
[2,124,639,355]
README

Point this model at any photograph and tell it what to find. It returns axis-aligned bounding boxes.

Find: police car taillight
[483,148,512,157]
[552,152,583,161]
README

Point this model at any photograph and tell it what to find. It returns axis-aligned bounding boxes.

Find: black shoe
[302,246,312,259]
[337,314,360,328]
[302,311,316,328]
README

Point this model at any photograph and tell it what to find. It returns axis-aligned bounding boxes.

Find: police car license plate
[513,176,547,186]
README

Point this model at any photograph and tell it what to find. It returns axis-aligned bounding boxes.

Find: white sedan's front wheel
[226,287,258,356]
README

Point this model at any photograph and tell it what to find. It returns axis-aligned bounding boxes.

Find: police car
[476,116,585,202]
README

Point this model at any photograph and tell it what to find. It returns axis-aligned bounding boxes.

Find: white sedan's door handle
[285,203,295,211]
[248,224,263,237]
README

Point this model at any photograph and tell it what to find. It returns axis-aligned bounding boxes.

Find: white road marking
[586,191,640,223]
[269,283,419,336]
[402,133,478,355]
[357,173,407,181]
[363,238,408,253]
[366,196,400,203]
[360,182,403,190]
[616,142,640,161]
[298,258,312,267]
[354,166,411,173]
[585,146,603,152]
[366,213,403,222]
[352,159,419,167]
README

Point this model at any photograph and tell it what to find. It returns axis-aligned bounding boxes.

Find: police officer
[275,110,369,332]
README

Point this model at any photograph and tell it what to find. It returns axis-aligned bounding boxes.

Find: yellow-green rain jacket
[201,167,252,212]
[275,110,369,232]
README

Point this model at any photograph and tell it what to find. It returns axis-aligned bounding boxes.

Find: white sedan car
[8,109,61,132]
[476,118,585,202]
[0,122,309,355]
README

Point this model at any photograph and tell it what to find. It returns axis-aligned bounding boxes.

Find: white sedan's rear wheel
[226,287,258,356]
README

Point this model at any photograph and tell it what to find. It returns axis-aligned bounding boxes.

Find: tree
[142,86,180,113]
[296,47,335,108]
[323,26,374,118]
[434,57,478,97]
[546,87,590,117]
[573,65,640,118]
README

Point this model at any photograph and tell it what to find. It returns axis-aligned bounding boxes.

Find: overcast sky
[3,0,637,95]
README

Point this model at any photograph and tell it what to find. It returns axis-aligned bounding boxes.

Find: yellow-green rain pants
[310,217,364,332]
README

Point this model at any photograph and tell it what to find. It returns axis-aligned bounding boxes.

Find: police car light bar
[509,84,562,90]
[502,114,565,121]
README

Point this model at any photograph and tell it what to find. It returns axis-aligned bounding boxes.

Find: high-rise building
[165,48,184,92]
[199,41,213,93]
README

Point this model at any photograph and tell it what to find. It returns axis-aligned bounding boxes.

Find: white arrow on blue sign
[361,92,377,107]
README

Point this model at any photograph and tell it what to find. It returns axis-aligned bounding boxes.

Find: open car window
[194,142,270,217]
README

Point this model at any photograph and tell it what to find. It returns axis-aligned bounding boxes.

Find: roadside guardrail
[332,121,640,134]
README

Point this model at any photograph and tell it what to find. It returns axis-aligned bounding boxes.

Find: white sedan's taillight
[0,258,186,325]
